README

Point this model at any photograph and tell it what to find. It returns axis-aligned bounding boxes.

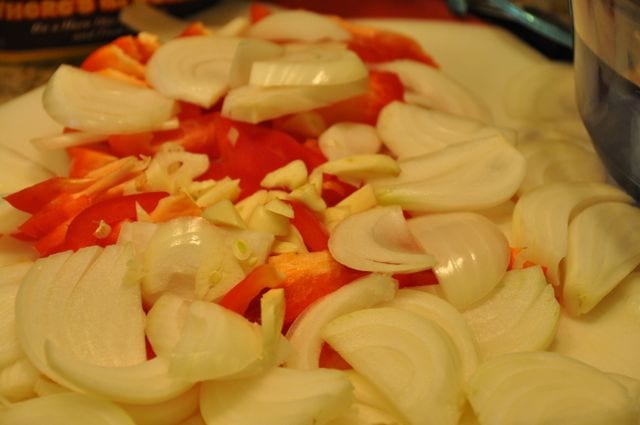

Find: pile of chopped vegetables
[0,4,639,425]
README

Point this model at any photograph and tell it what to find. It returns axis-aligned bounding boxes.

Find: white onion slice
[323,307,465,425]
[318,122,381,161]
[373,135,525,212]
[0,145,53,197]
[146,35,242,108]
[43,65,176,134]
[516,138,606,195]
[45,344,193,404]
[328,400,403,425]
[552,272,640,380]
[221,77,367,123]
[145,293,189,358]
[377,102,512,160]
[119,385,200,425]
[511,182,631,285]
[563,202,640,315]
[118,1,188,41]
[384,289,480,380]
[286,273,398,369]
[169,300,262,382]
[408,212,510,310]
[200,367,353,425]
[228,38,284,88]
[247,10,350,42]
[31,131,108,151]
[467,351,638,425]
[328,205,436,273]
[462,267,560,358]
[374,59,492,123]
[0,357,40,401]
[0,262,31,370]
[0,392,137,425]
[250,47,367,87]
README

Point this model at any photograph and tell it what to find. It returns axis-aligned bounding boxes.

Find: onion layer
[246,10,350,42]
[43,65,176,134]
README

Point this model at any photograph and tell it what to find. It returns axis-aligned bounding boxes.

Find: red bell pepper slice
[288,200,329,252]
[63,191,168,251]
[81,44,146,80]
[179,21,211,37]
[219,264,285,315]
[321,173,358,207]
[393,269,439,288]
[4,177,94,214]
[67,147,119,178]
[316,71,404,126]
[249,2,273,23]
[108,132,155,157]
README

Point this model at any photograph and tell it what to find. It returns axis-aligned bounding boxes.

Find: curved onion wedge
[0,392,137,425]
[384,289,480,380]
[142,217,245,305]
[553,272,640,380]
[0,262,31,370]
[286,273,398,369]
[407,212,510,310]
[145,294,190,358]
[120,385,200,425]
[221,78,367,123]
[466,351,639,425]
[200,367,353,425]
[250,47,367,86]
[374,59,492,122]
[323,307,465,425]
[516,138,606,195]
[373,135,525,212]
[462,267,560,358]
[344,370,406,422]
[377,102,512,159]
[318,122,382,160]
[45,344,192,404]
[511,182,631,285]
[563,202,640,315]
[16,245,146,387]
[43,65,176,134]
[146,35,242,107]
[229,38,284,88]
[169,300,262,382]
[328,205,435,273]
[328,401,403,425]
[246,10,350,42]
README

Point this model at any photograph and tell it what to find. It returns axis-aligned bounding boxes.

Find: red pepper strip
[205,115,326,198]
[108,132,155,157]
[4,176,94,214]
[81,44,146,80]
[338,19,439,67]
[180,21,211,37]
[287,200,329,252]
[67,147,119,178]
[62,192,168,251]
[268,250,366,326]
[393,269,439,288]
[249,2,273,23]
[219,264,285,315]
[321,173,358,207]
[319,343,351,370]
[316,71,404,126]
[111,34,159,63]
[33,218,73,256]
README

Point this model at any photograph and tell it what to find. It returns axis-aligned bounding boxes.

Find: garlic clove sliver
[318,122,382,161]
[563,202,640,315]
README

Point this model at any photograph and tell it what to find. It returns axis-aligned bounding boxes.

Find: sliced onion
[504,62,577,121]
[31,131,108,151]
[0,262,31,370]
[250,47,367,86]
[146,35,242,108]
[344,370,406,422]
[563,202,640,315]
[0,144,54,196]
[0,392,137,425]
[318,122,381,161]
[142,217,245,305]
[0,358,40,401]
[384,289,480,380]
[286,273,398,369]
[118,1,188,41]
[221,77,368,123]
[246,10,350,42]
[373,135,525,212]
[328,400,404,425]
[328,205,436,273]
[373,59,492,123]
[119,385,200,425]
[377,101,513,160]
[322,306,465,425]
[200,367,353,425]
[511,182,631,285]
[516,138,607,195]
[43,65,176,134]
[408,212,510,310]
[462,267,560,358]
[44,344,192,404]
[552,272,640,380]
[145,293,190,358]
[466,351,638,425]
[228,38,284,88]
